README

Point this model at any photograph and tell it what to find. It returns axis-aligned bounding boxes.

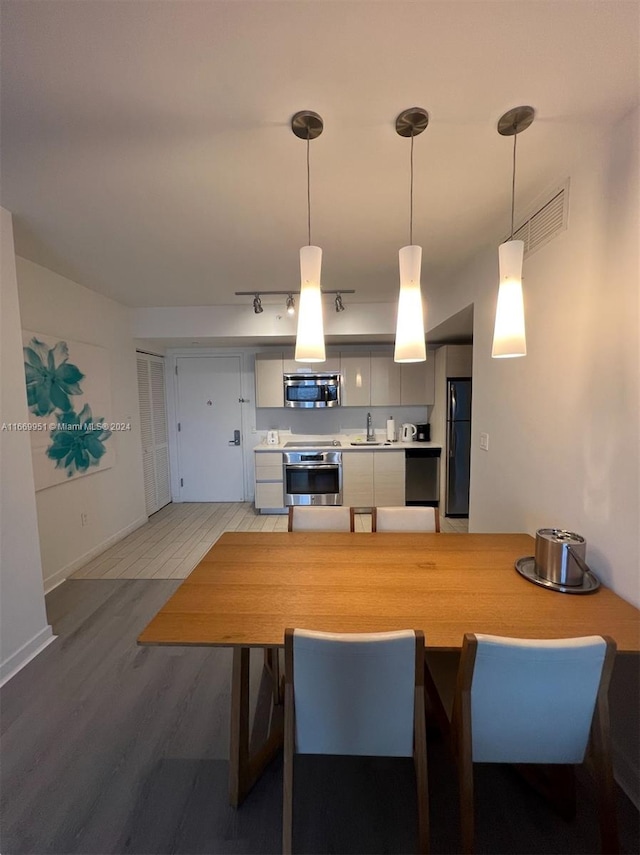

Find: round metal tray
[515,556,600,594]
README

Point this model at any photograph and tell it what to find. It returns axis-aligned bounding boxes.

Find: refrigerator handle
[449,383,457,422]
[449,422,456,457]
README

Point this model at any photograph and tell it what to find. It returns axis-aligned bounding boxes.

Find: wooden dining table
[138,530,640,806]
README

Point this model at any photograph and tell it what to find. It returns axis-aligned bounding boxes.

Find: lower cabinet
[255,454,284,509]
[374,452,405,506]
[342,451,405,508]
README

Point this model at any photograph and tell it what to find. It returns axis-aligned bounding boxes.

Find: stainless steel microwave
[283,373,341,408]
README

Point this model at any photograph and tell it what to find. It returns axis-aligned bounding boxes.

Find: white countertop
[254,434,441,452]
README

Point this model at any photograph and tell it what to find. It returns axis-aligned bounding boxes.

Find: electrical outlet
[81,512,88,526]
[479,432,489,451]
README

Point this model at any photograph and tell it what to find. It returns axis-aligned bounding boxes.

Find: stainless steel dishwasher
[405,448,441,507]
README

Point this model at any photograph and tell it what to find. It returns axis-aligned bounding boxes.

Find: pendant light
[394,108,428,363]
[291,110,325,362]
[492,105,535,358]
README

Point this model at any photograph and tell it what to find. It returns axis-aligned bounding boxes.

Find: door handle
[228,429,241,446]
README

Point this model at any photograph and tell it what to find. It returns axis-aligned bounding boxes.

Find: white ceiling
[2,1,638,310]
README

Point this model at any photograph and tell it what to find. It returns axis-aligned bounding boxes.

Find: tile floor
[71,502,468,580]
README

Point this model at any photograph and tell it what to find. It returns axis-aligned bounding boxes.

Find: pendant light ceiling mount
[497,105,535,137]
[291,110,324,140]
[395,107,429,138]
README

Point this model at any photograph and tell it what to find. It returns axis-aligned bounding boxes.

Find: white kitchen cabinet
[369,353,434,406]
[373,452,405,505]
[254,453,284,509]
[283,354,340,373]
[400,359,435,405]
[342,450,405,508]
[342,452,374,506]
[370,354,401,406]
[255,352,284,408]
[442,344,472,378]
[340,352,371,406]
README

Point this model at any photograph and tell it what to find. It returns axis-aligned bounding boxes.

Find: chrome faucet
[366,412,374,442]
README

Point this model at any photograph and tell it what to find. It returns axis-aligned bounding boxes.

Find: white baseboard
[613,739,640,810]
[42,514,149,593]
[0,625,56,687]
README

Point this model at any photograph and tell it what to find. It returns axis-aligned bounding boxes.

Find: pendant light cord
[510,130,517,240]
[306,134,311,246]
[409,131,414,245]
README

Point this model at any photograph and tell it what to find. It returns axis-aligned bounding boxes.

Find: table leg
[229,646,284,807]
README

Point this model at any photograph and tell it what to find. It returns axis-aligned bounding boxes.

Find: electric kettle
[401,423,417,442]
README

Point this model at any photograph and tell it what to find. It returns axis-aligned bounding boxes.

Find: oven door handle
[284,463,340,470]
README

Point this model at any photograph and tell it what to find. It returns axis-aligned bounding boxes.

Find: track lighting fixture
[235,290,353,315]
[492,106,535,358]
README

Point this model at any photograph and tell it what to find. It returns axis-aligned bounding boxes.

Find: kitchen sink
[284,441,342,448]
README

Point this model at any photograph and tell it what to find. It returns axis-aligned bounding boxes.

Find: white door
[137,353,171,516]
[176,356,245,501]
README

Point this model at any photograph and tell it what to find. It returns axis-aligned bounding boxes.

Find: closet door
[137,353,171,515]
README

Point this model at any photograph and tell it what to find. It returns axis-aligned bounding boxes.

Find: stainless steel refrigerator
[446,378,472,516]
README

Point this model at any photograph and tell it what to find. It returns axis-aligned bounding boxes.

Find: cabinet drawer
[255,481,284,508]
[255,457,283,480]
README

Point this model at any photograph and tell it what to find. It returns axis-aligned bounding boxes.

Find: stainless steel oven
[283,373,341,408]
[283,451,343,506]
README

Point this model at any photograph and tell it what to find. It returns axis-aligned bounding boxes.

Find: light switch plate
[480,432,489,451]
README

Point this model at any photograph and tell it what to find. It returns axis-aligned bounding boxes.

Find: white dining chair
[283,628,429,854]
[425,632,618,854]
[372,506,440,533]
[288,505,355,532]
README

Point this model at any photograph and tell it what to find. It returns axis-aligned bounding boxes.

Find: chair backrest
[285,628,422,757]
[455,633,615,764]
[373,506,440,533]
[288,506,355,532]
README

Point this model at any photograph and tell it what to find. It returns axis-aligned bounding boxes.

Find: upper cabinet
[283,355,341,373]
[370,354,400,406]
[340,352,371,406]
[400,359,435,405]
[369,353,434,407]
[255,352,284,408]
[256,349,436,408]
[439,344,473,378]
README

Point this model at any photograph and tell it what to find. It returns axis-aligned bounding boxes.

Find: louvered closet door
[136,353,171,516]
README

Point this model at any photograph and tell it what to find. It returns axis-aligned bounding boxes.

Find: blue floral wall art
[22,331,116,491]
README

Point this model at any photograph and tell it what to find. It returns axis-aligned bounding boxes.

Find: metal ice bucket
[534,529,589,587]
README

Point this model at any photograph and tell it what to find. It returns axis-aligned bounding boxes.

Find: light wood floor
[71,502,468,581]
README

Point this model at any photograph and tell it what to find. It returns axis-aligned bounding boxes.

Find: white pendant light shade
[295,245,325,362]
[394,245,426,363]
[492,239,526,358]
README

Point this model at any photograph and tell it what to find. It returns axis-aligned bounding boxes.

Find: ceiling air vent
[508,178,570,258]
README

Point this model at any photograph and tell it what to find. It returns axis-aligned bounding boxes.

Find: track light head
[334,293,345,313]
[286,294,295,315]
[253,294,263,314]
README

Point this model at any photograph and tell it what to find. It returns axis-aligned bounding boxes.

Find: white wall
[426,109,640,804]
[16,258,147,591]
[429,109,639,608]
[0,209,53,682]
